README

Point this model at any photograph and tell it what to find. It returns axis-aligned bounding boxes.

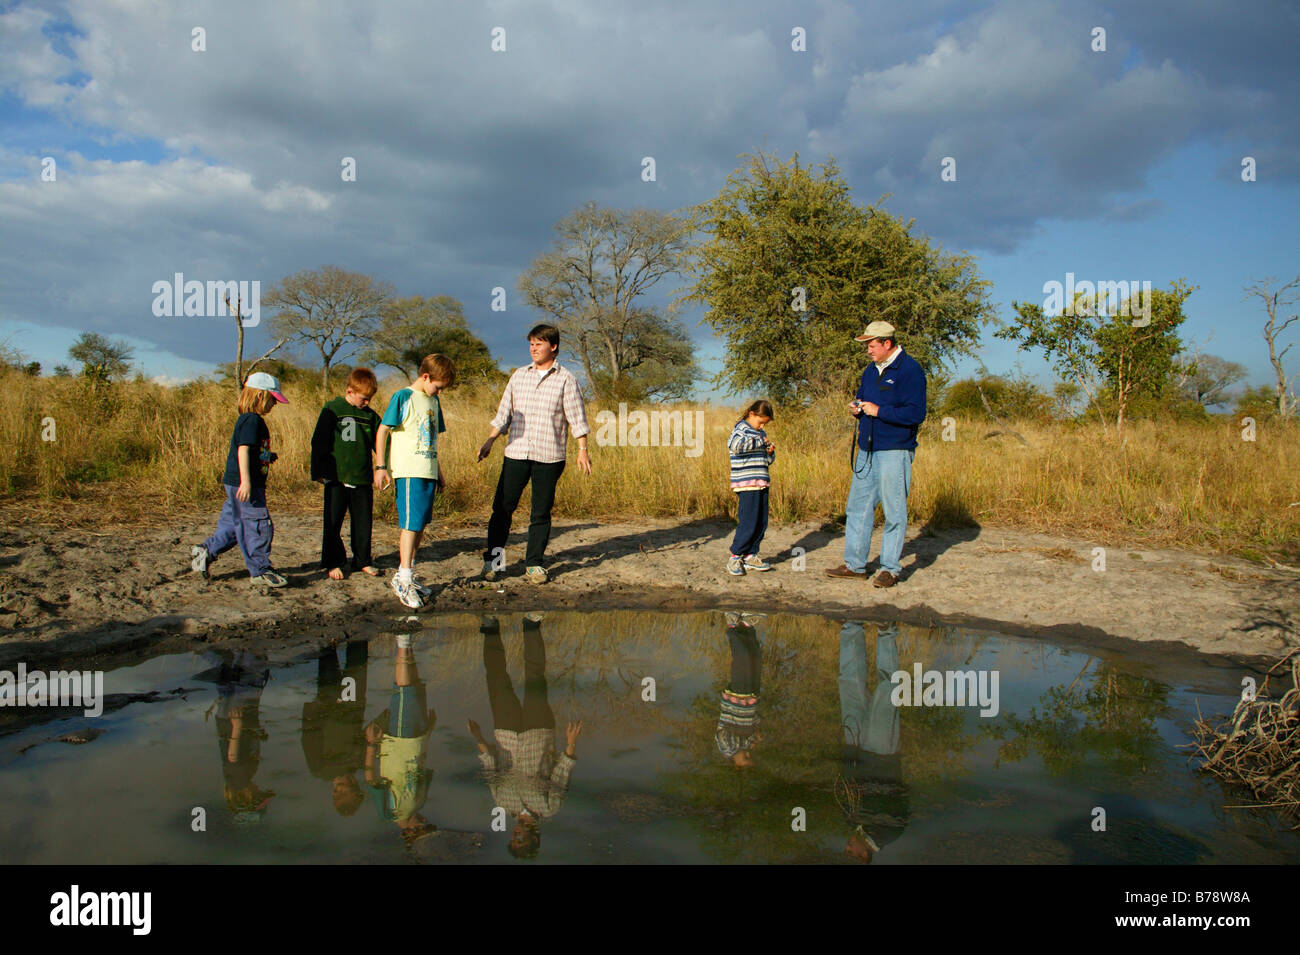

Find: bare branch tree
[264,266,394,389]
[1245,276,1300,417]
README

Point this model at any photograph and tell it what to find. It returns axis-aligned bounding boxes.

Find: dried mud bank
[0,514,1295,669]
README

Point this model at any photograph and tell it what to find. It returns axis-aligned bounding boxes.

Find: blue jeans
[844,449,913,575]
[731,489,769,557]
[838,621,900,755]
[204,484,274,577]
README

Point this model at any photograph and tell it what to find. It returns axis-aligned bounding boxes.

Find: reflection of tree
[991,659,1169,776]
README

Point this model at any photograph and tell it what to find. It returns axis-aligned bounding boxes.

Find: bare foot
[361,566,380,577]
[327,567,344,581]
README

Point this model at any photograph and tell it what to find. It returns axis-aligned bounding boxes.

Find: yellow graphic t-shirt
[382,387,446,480]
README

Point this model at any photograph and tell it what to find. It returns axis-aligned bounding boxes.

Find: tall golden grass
[2,369,1296,560]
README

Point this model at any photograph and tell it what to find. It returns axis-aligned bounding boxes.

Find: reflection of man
[467,614,581,859]
[839,621,910,863]
[717,612,764,768]
[364,635,436,847]
[301,640,369,816]
[826,321,927,589]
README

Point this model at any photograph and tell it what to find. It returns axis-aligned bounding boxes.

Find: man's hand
[477,436,495,462]
[236,481,252,502]
[861,401,880,417]
[576,447,592,475]
[373,469,391,491]
[848,400,863,416]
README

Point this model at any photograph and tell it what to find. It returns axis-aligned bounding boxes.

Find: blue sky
[2,0,1297,400]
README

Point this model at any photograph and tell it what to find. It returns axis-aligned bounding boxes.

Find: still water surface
[0,611,1294,864]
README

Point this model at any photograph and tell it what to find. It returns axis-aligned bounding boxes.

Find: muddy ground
[1,511,1295,670]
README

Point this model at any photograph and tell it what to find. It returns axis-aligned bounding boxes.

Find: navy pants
[204,484,274,576]
[730,489,769,558]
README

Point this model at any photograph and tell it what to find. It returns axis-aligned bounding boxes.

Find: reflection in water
[838,621,910,863]
[469,614,581,859]
[2,611,1291,865]
[300,640,369,817]
[992,660,1171,777]
[364,634,435,847]
[194,650,275,824]
[717,612,763,769]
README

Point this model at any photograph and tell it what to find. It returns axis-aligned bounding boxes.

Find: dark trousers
[484,458,566,567]
[727,625,762,695]
[321,482,374,570]
[483,624,554,733]
[730,489,769,557]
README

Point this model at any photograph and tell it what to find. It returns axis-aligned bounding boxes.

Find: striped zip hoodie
[728,420,775,490]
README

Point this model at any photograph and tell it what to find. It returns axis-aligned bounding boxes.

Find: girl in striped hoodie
[726,400,775,575]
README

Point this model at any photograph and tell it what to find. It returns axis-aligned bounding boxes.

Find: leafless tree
[1245,275,1300,417]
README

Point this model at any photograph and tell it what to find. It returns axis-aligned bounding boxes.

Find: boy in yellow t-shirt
[374,354,455,609]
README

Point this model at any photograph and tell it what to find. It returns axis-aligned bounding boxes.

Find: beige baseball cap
[855,320,896,342]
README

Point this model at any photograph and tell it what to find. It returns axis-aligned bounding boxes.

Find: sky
[1,0,1297,400]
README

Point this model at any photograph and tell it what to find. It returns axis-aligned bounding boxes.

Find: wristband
[374,465,388,471]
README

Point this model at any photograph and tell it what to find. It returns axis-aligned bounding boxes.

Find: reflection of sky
[0,611,1290,865]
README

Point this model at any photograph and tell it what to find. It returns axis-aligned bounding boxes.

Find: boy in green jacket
[311,368,383,579]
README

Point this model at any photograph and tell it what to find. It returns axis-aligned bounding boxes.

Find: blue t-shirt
[222,412,273,487]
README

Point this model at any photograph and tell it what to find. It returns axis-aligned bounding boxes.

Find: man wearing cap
[826,321,927,588]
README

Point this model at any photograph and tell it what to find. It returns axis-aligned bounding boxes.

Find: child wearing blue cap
[191,371,289,588]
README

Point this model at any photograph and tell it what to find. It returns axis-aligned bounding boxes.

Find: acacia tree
[68,332,133,381]
[265,266,393,389]
[363,295,502,383]
[519,203,698,401]
[1244,276,1299,417]
[685,152,990,403]
[997,280,1194,434]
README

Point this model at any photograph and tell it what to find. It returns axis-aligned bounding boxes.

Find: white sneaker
[391,574,423,609]
[410,573,433,599]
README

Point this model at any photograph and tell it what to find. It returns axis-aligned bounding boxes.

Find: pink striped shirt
[490,362,590,464]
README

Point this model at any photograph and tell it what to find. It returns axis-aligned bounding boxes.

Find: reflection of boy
[716,619,762,768]
[300,641,369,816]
[838,621,910,863]
[364,643,435,833]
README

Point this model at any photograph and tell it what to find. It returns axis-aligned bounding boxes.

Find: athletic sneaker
[190,544,210,579]
[482,560,499,582]
[727,555,746,576]
[740,612,768,627]
[250,570,287,589]
[524,565,548,584]
[391,574,424,609]
[410,574,433,599]
[743,555,772,572]
[724,611,741,627]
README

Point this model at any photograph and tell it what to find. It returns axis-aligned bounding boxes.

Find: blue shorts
[395,477,436,531]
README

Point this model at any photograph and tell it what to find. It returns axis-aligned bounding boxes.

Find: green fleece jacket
[310,396,381,486]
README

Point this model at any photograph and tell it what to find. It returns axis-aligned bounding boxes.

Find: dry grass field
[2,370,1297,563]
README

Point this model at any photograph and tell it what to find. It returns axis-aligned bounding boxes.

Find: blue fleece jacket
[854,348,927,452]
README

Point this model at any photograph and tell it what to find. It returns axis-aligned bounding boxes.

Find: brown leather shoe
[825,564,868,579]
[871,570,898,588]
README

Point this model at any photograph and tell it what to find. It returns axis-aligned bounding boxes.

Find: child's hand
[565,720,583,747]
[237,481,252,502]
[373,469,391,491]
[764,440,775,452]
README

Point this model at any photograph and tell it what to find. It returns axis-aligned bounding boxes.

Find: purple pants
[203,484,274,577]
